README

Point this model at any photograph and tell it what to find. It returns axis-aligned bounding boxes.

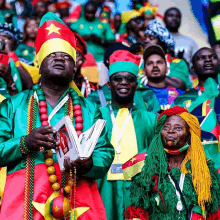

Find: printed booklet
[53,116,106,171]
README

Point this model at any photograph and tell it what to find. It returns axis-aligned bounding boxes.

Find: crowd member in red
[73,32,99,97]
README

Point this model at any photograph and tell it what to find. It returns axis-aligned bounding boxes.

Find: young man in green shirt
[70,1,115,63]
[97,49,157,220]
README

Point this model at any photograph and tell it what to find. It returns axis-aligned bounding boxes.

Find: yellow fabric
[107,108,138,180]
[179,112,212,215]
[121,10,141,23]
[0,167,7,205]
[123,160,145,180]
[81,66,99,83]
[36,38,76,67]
[20,62,41,84]
[0,94,6,103]
[32,191,60,220]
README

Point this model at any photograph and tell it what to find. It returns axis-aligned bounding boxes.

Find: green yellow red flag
[200,108,220,151]
[122,153,146,180]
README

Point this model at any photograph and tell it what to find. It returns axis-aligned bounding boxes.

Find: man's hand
[25,126,58,151]
[0,63,10,78]
[64,156,93,177]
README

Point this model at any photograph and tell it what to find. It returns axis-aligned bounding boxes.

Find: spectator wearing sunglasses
[142,45,185,110]
[87,42,161,113]
[96,50,158,220]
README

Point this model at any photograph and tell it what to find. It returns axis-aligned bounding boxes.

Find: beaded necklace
[164,143,189,155]
[22,84,84,220]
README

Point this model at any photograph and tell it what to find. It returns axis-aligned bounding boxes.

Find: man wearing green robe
[87,42,161,112]
[96,49,157,220]
[173,47,220,112]
[0,12,114,220]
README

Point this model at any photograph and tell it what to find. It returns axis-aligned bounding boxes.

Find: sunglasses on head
[112,75,137,83]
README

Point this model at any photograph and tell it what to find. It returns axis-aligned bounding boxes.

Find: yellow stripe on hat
[36,38,76,67]
[121,10,141,23]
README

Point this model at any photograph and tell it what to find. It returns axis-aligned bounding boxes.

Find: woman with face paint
[124,106,220,220]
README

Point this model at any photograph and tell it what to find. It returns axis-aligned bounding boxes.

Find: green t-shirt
[15,43,35,63]
[70,17,115,62]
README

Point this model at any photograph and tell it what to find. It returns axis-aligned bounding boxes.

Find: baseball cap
[143,45,166,62]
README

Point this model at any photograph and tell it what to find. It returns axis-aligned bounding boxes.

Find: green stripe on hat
[109,61,139,77]
[39,12,66,27]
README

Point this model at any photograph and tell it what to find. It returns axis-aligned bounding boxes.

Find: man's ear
[165,66,169,75]
[107,81,111,90]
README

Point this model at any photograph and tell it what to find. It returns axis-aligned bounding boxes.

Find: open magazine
[53,116,106,171]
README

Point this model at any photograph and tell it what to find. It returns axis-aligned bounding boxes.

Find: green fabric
[173,77,220,112]
[97,103,157,220]
[211,14,220,40]
[168,59,192,88]
[70,17,115,62]
[0,9,17,27]
[15,43,36,62]
[0,78,10,99]
[0,89,114,178]
[130,160,220,219]
[87,84,161,112]
[9,58,22,92]
[109,61,139,77]
[0,59,22,98]
[39,11,66,27]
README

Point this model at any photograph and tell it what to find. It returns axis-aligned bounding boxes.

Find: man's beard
[115,93,134,104]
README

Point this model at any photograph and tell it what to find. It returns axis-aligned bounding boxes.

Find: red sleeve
[124,205,149,220]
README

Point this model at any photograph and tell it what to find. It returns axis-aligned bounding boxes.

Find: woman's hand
[25,126,58,151]
[64,156,93,177]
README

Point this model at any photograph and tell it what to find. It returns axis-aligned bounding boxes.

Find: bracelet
[20,136,32,154]
[8,51,19,63]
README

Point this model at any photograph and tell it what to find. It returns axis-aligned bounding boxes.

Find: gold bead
[47,166,55,175]
[68,179,74,186]
[52,183,60,191]
[49,175,57,183]
[64,185,71,194]
[45,150,53,158]
[45,158,53,166]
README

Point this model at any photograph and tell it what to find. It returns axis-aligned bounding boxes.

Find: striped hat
[35,12,76,67]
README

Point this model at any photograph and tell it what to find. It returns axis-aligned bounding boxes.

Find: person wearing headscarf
[0,23,34,101]
[97,50,157,220]
[139,19,191,90]
[123,106,220,220]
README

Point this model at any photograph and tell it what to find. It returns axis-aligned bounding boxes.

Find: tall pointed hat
[35,12,77,67]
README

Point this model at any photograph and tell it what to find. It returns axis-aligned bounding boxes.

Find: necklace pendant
[116,144,121,154]
[176,200,183,211]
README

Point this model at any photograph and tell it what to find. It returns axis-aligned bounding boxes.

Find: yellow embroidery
[98,24,103,29]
